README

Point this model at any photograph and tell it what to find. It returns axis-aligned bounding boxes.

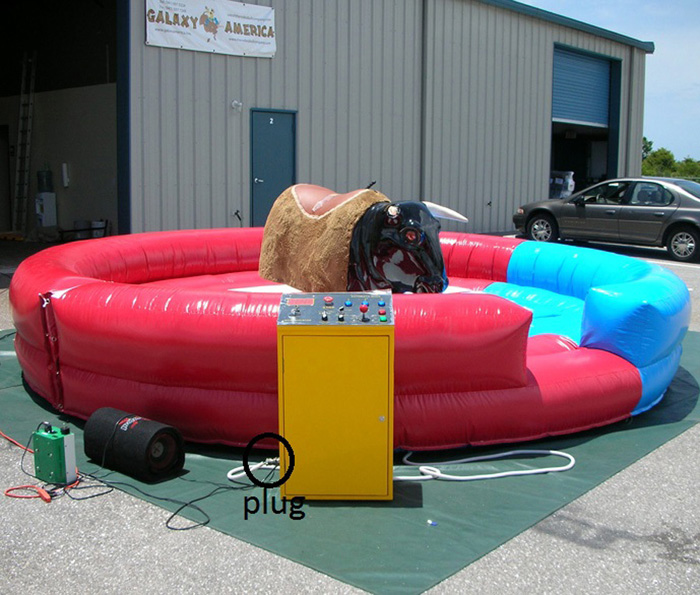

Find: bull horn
[423,201,469,223]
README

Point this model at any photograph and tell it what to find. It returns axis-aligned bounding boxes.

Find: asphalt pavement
[1,239,698,593]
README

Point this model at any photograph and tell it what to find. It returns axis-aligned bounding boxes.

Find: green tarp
[1,330,698,594]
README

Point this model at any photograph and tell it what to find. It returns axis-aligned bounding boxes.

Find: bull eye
[401,227,423,246]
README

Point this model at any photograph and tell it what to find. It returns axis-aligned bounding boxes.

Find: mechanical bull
[258,184,467,293]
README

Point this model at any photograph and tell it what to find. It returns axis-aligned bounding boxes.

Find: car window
[578,182,631,205]
[671,179,700,199]
[628,182,674,206]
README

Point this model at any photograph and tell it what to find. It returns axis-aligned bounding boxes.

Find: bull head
[347,201,448,293]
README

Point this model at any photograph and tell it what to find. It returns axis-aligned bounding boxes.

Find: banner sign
[146,0,276,58]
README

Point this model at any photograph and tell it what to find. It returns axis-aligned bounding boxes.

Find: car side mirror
[571,196,584,206]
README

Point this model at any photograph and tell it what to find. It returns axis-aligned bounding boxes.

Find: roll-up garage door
[552,48,611,127]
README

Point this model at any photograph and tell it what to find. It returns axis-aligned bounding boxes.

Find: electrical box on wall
[35,192,57,227]
[277,292,394,501]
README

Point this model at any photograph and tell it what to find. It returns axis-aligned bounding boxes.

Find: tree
[676,157,700,180]
[641,140,700,179]
[642,147,676,176]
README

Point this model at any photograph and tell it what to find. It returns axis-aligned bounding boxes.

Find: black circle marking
[242,432,295,488]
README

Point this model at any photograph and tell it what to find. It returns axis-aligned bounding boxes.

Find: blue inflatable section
[499,241,691,415]
[635,345,683,414]
[507,241,653,299]
[581,266,690,367]
[484,282,584,343]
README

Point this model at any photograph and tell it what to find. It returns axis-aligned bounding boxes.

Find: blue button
[378,300,386,307]
[361,299,370,306]
[344,300,352,307]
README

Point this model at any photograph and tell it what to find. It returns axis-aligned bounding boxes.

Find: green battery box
[33,425,78,485]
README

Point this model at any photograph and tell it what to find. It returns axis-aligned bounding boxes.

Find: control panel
[277,292,394,501]
[277,292,394,326]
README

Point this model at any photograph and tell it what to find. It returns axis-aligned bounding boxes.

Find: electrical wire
[0,429,33,453]
[394,449,575,482]
[74,471,212,530]
[226,458,280,482]
[4,485,52,503]
[5,456,80,502]
[2,423,279,530]
[0,330,17,342]
[0,330,17,358]
[19,423,46,479]
[3,423,83,501]
[5,422,574,525]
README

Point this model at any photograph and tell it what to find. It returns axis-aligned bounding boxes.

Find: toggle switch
[359,304,369,322]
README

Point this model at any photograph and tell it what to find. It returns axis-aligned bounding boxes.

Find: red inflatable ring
[10,227,651,450]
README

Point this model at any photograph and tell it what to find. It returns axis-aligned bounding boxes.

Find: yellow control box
[277,292,394,501]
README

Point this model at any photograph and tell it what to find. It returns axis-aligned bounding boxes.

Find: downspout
[626,47,637,175]
[419,0,429,201]
[116,0,131,234]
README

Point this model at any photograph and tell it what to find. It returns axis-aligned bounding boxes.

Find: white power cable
[226,451,574,485]
[394,449,575,482]
[227,457,279,482]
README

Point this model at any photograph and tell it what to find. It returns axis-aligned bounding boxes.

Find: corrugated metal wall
[129,0,422,232]
[128,0,649,233]
[423,0,649,233]
[624,45,647,176]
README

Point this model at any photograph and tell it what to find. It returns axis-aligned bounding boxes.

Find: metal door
[559,180,631,240]
[251,109,296,227]
[553,47,611,128]
[618,182,678,243]
[280,335,391,499]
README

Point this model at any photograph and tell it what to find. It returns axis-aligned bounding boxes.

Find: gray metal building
[1,1,654,237]
[125,0,653,234]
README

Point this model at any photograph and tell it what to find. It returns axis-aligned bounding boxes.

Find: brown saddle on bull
[293,184,372,217]
[259,184,390,292]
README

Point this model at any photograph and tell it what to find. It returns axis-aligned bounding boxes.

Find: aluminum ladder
[12,51,37,234]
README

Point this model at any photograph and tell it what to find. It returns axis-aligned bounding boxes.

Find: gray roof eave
[478,0,655,53]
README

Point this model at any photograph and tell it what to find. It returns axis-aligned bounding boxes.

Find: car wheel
[666,227,699,262]
[526,214,558,242]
